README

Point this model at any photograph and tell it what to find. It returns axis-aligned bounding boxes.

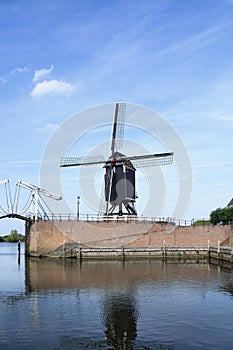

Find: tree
[5,229,25,242]
[210,207,233,225]
[210,208,221,225]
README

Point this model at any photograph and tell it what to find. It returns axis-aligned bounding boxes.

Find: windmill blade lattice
[126,152,174,168]
[98,183,107,216]
[111,103,126,154]
[60,155,106,167]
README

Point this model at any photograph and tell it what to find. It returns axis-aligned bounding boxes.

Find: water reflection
[24,258,177,349]
[25,258,222,292]
[220,281,233,298]
[24,258,232,349]
[2,246,233,350]
[25,258,140,349]
[103,291,138,349]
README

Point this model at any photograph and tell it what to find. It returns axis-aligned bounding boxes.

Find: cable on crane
[0,183,8,214]
[20,193,31,214]
[8,181,13,212]
[13,183,21,214]
[38,200,49,220]
[4,182,10,213]
[38,194,58,219]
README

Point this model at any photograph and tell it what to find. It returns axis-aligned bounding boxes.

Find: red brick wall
[28,220,233,256]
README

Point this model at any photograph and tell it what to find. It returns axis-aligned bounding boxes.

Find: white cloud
[32,65,54,83]
[30,79,75,98]
[10,66,29,75]
[36,123,59,133]
[0,76,8,84]
[219,115,233,121]
[0,66,29,85]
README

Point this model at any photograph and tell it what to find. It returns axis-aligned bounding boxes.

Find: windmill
[60,103,174,216]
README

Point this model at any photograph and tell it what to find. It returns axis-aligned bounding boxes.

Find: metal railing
[35,213,212,227]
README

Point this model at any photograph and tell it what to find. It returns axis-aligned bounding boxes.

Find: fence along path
[0,179,212,226]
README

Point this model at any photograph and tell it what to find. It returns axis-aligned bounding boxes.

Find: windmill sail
[60,155,105,167]
[98,183,107,216]
[124,152,174,168]
[110,103,126,154]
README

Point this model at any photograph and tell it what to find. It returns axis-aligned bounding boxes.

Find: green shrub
[210,207,233,225]
[4,230,25,242]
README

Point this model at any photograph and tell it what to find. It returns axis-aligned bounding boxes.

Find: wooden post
[122,246,125,261]
[207,240,210,261]
[18,240,21,254]
[163,240,166,259]
[18,240,21,264]
[217,240,220,257]
[76,243,82,261]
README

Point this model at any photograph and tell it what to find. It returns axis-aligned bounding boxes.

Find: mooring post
[18,240,21,265]
[76,242,82,261]
[122,246,125,260]
[207,240,210,260]
[217,240,220,256]
[163,240,166,259]
[18,239,21,254]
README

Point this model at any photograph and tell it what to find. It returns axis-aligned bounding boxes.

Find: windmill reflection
[103,290,138,350]
[221,281,233,298]
[25,258,140,348]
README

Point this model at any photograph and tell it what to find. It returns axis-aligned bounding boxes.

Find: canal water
[1,243,233,350]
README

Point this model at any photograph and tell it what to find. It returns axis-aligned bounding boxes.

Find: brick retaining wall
[27,220,233,257]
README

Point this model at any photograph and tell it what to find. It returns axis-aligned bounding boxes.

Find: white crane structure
[16,180,62,221]
[0,179,9,185]
[0,179,13,215]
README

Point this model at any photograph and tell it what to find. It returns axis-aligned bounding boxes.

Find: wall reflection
[25,258,218,293]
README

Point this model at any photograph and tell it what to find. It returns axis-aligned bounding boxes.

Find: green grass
[193,220,212,226]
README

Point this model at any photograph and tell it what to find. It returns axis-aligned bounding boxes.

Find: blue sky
[0,0,233,234]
